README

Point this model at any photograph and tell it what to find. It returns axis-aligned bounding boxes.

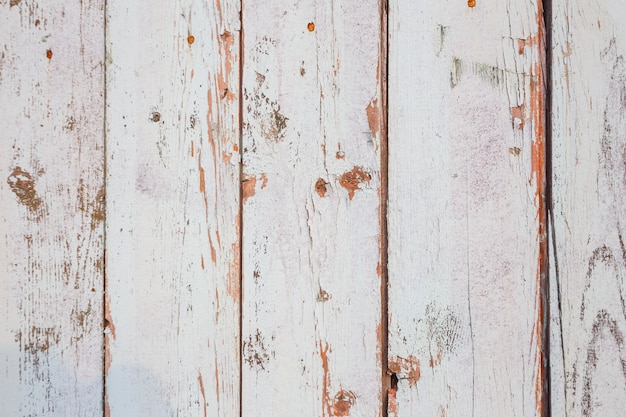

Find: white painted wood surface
[5,0,626,415]
[240,1,384,416]
[0,1,105,416]
[387,0,547,416]
[551,1,626,416]
[104,1,241,416]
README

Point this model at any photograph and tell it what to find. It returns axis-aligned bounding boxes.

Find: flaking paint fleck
[366,98,380,139]
[315,178,328,198]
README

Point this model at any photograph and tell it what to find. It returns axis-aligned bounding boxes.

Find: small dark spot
[509,147,521,156]
[10,0,21,7]
[34,19,40,26]
[150,112,161,122]
[46,49,53,60]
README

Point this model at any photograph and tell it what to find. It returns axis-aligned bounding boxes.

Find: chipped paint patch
[366,98,380,139]
[331,390,356,416]
[339,166,371,200]
[242,175,257,204]
[389,355,421,387]
[7,167,43,214]
[315,178,328,198]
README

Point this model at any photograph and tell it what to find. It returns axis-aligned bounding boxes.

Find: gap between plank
[238,1,245,417]
[380,0,391,416]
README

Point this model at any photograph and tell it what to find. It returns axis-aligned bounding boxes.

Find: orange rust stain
[429,350,442,367]
[34,19,40,26]
[260,173,268,189]
[336,144,345,159]
[366,98,380,138]
[222,150,232,165]
[315,178,328,198]
[46,49,52,59]
[187,35,195,45]
[10,0,21,7]
[199,152,209,221]
[201,254,205,270]
[208,232,217,264]
[339,166,371,200]
[207,90,217,161]
[308,22,315,32]
[332,390,356,416]
[468,0,476,7]
[198,373,207,417]
[233,144,239,152]
[388,386,398,417]
[376,262,382,276]
[389,356,421,387]
[7,167,42,214]
[511,104,525,130]
[218,31,235,101]
[320,342,332,416]
[242,175,257,204]
[191,141,195,157]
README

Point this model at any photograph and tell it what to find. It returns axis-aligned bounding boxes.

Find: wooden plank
[240,1,384,415]
[104,1,240,415]
[387,1,547,416]
[0,1,105,415]
[551,1,626,415]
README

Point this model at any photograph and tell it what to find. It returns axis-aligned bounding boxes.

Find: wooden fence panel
[240,1,385,416]
[104,1,241,416]
[551,1,626,416]
[387,1,547,416]
[0,1,105,416]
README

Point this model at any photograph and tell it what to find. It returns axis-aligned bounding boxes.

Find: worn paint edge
[530,1,549,416]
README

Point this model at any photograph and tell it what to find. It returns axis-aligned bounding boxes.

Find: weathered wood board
[0,1,105,416]
[551,0,626,415]
[240,1,385,416]
[387,0,547,416]
[104,1,241,415]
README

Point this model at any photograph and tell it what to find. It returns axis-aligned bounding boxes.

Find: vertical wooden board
[241,1,384,416]
[105,1,240,416]
[0,1,104,416]
[551,1,626,415]
[387,1,546,416]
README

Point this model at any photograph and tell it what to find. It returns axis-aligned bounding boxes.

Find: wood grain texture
[0,1,105,415]
[240,1,384,415]
[104,1,241,415]
[387,1,547,416]
[551,1,626,415]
